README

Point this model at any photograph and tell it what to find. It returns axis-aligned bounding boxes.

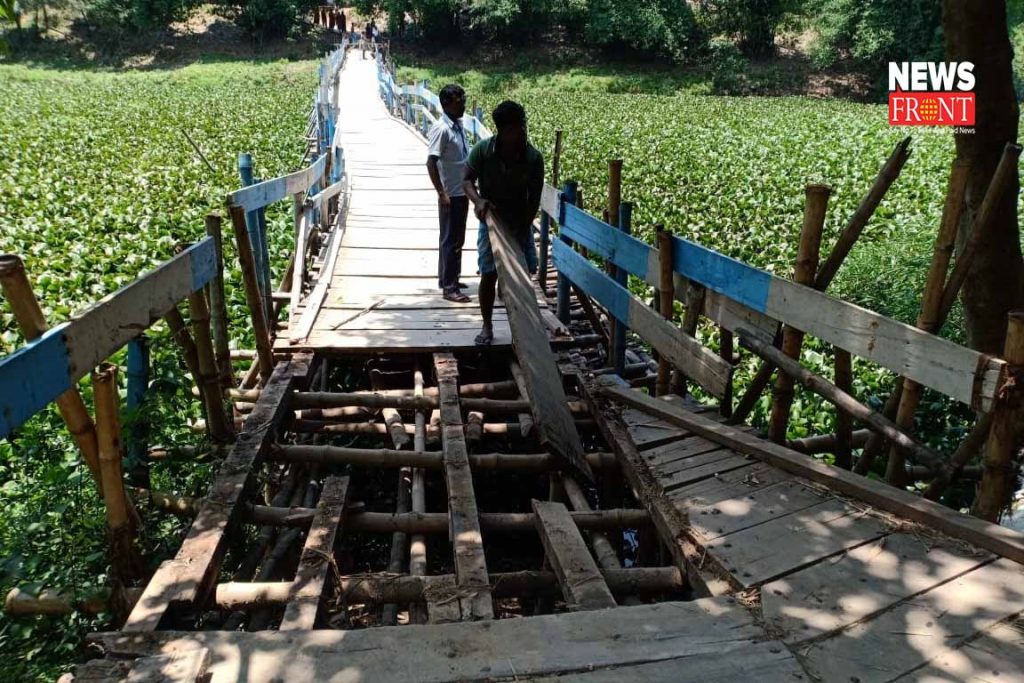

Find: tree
[944,0,1023,355]
[698,0,794,58]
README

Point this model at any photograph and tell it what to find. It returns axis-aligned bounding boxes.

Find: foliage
[583,0,703,63]
[705,37,746,94]
[83,0,197,36]
[218,0,317,41]
[0,58,316,681]
[697,0,798,58]
[806,0,943,71]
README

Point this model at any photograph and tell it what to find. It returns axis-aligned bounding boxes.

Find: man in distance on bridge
[463,100,544,345]
[427,84,472,304]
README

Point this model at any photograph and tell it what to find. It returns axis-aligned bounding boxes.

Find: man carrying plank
[427,84,472,303]
[463,100,543,345]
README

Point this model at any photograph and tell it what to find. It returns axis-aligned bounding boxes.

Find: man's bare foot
[474,323,494,346]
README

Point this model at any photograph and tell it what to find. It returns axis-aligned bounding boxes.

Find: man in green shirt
[463,100,544,345]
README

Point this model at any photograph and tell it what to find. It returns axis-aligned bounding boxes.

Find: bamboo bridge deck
[281,56,565,353]
[2,41,1022,683]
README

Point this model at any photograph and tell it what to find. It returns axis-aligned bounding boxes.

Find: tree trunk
[943,0,1023,353]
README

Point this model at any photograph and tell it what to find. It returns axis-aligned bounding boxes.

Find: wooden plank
[597,379,1024,565]
[434,353,493,620]
[0,238,217,439]
[668,462,794,511]
[279,476,350,631]
[644,435,724,467]
[905,618,1024,683]
[762,532,992,643]
[657,451,753,491]
[315,308,508,332]
[92,598,765,682]
[684,479,830,543]
[705,499,889,588]
[290,208,346,343]
[532,500,617,610]
[802,558,1024,683]
[335,248,478,278]
[289,324,515,353]
[526,640,808,683]
[126,648,211,682]
[552,240,731,399]
[228,154,328,212]
[487,215,591,481]
[122,355,311,631]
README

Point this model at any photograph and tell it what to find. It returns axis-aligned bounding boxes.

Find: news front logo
[888,62,975,130]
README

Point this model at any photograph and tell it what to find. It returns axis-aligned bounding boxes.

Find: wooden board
[526,640,807,682]
[801,558,1024,683]
[279,476,350,631]
[435,354,493,620]
[422,575,463,625]
[684,479,830,543]
[487,215,591,481]
[92,598,766,682]
[532,500,617,611]
[597,379,1024,566]
[905,618,1024,682]
[292,324,514,352]
[762,532,992,643]
[334,247,479,278]
[314,308,508,331]
[705,499,889,588]
[122,355,311,631]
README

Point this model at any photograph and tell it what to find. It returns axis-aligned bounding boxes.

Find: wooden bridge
[3,42,1024,682]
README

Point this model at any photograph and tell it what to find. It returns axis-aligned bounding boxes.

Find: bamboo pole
[719,329,734,418]
[936,144,1022,326]
[290,391,587,415]
[0,255,103,493]
[570,284,610,352]
[607,160,622,352]
[814,137,912,288]
[273,444,615,471]
[788,429,871,455]
[228,204,274,382]
[833,349,854,469]
[205,214,233,390]
[655,225,674,396]
[539,129,563,291]
[732,142,911,425]
[768,184,830,443]
[857,160,971,475]
[923,411,995,500]
[884,160,971,484]
[165,305,201,382]
[741,334,944,472]
[669,280,706,395]
[409,366,427,624]
[93,364,139,586]
[972,311,1024,522]
[188,289,233,442]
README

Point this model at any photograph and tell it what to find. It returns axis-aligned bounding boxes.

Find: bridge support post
[126,335,150,488]
[556,182,578,325]
[238,153,273,325]
[612,203,632,377]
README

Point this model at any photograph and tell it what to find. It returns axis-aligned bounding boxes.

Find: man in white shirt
[427,84,471,302]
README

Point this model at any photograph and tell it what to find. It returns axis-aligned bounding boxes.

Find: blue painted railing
[543,183,1005,411]
[0,239,218,439]
[375,54,492,143]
